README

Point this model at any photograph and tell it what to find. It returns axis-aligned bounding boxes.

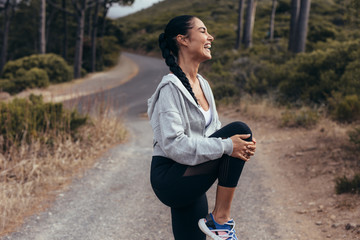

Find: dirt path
[2,53,359,240]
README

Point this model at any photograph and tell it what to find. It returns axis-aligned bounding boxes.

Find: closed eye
[198,27,207,33]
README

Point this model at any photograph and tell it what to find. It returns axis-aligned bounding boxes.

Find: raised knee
[230,121,252,141]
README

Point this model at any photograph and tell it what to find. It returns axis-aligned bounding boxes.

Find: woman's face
[182,18,214,62]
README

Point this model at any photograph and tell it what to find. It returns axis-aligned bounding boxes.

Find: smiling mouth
[204,43,211,51]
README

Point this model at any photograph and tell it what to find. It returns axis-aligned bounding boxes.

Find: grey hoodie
[147,73,233,166]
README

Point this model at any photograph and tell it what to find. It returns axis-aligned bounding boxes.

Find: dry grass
[0,105,127,236]
[219,95,359,166]
[218,95,284,122]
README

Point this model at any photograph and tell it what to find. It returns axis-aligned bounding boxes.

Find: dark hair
[159,15,198,105]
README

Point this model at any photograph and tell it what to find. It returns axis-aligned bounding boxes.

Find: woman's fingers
[237,152,250,161]
[238,134,251,140]
[230,134,256,160]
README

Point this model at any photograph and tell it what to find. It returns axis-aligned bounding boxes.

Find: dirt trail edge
[2,53,330,240]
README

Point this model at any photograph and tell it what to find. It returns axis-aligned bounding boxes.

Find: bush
[278,40,360,104]
[335,174,360,194]
[0,68,50,94]
[0,79,15,93]
[339,60,360,96]
[22,68,50,88]
[349,127,360,150]
[82,36,122,72]
[0,95,87,151]
[280,108,319,128]
[212,83,239,100]
[101,36,122,68]
[308,21,337,43]
[2,53,72,84]
[328,94,360,122]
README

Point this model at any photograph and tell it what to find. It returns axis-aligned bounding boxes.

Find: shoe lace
[211,221,237,240]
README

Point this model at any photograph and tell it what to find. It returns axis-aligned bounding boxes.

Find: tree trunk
[243,0,256,49]
[39,0,46,54]
[74,1,86,79]
[269,0,277,41]
[0,0,12,73]
[86,7,91,38]
[62,0,68,60]
[100,0,109,39]
[98,1,109,68]
[235,0,245,49]
[288,0,300,51]
[46,8,58,51]
[294,0,311,53]
[91,0,100,72]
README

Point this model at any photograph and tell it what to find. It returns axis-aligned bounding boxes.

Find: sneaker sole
[198,219,224,240]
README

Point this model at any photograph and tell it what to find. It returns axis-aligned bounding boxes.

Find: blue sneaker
[198,213,238,240]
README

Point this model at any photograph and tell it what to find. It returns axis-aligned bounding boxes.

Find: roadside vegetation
[0,94,127,235]
[117,0,360,195]
[0,0,132,236]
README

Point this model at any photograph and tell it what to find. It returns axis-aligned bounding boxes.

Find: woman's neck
[178,56,200,84]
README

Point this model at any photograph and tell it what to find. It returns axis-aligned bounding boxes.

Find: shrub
[82,36,122,72]
[101,36,122,68]
[0,95,87,151]
[335,174,360,194]
[278,40,360,104]
[213,83,239,100]
[22,68,50,88]
[308,21,337,43]
[328,94,360,122]
[349,127,360,150]
[280,108,319,128]
[339,60,360,96]
[2,53,72,84]
[231,57,283,95]
[0,68,49,94]
[0,79,15,93]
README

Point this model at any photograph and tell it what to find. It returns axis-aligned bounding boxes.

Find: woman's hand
[230,134,257,161]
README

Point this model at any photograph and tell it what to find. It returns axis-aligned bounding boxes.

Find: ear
[176,34,189,47]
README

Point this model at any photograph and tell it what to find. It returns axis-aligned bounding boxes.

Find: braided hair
[158,15,199,105]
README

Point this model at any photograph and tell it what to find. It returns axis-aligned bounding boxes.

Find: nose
[208,33,214,42]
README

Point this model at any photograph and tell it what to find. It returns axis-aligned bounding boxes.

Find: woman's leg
[210,121,252,224]
[151,157,216,240]
[171,194,208,240]
[150,121,252,237]
[184,121,252,224]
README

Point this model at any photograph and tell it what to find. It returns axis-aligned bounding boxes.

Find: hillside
[116,0,360,125]
[116,0,358,55]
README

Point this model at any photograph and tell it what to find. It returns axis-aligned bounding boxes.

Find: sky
[108,0,165,19]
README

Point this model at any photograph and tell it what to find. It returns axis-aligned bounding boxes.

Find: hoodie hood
[147,73,199,119]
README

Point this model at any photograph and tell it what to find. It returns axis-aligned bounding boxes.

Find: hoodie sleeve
[155,84,233,166]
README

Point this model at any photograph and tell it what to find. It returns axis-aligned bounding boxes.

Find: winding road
[2,53,283,240]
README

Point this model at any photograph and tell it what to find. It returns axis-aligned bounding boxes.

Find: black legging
[150,121,252,240]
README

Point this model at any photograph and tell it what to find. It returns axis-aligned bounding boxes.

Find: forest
[0,0,134,93]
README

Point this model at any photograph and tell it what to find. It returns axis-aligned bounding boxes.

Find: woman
[147,15,256,240]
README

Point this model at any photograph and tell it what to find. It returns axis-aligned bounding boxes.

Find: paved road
[2,53,280,240]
